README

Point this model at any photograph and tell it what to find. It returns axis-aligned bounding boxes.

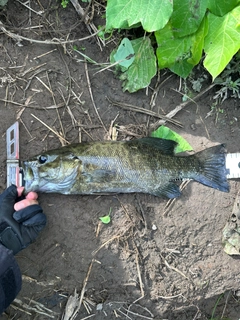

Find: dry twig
[12,298,58,318]
[84,61,108,134]
[0,21,103,45]
[70,0,105,49]
[31,113,69,144]
[151,84,216,129]
[62,260,96,320]
[107,97,182,128]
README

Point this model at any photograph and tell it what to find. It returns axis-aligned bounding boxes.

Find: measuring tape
[226,153,240,179]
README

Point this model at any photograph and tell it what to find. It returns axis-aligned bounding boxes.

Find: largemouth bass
[21,138,229,198]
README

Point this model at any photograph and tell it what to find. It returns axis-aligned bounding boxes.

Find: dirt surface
[0,1,240,319]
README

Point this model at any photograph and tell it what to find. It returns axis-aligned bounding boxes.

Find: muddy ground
[0,1,240,319]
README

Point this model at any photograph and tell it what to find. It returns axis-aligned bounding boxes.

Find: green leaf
[207,0,240,16]
[113,38,135,68]
[151,126,193,153]
[155,23,192,69]
[99,215,111,224]
[187,15,209,65]
[106,0,173,32]
[203,7,240,80]
[171,0,208,37]
[155,23,196,77]
[112,37,157,92]
[99,208,112,224]
[0,0,8,6]
[156,14,209,78]
[169,60,194,78]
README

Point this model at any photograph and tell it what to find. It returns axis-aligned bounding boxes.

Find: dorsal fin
[132,137,177,155]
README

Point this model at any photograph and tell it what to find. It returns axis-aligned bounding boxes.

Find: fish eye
[38,155,47,164]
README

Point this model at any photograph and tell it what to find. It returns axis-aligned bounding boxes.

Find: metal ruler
[5,122,240,187]
[6,122,22,187]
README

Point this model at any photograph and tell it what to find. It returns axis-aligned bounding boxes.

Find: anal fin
[152,183,181,199]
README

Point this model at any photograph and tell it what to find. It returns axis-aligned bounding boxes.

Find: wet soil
[0,1,240,319]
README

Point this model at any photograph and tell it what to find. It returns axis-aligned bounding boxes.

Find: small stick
[121,307,153,320]
[16,0,44,15]
[33,49,57,60]
[70,259,95,320]
[92,235,120,255]
[22,274,58,286]
[19,118,33,139]
[0,99,65,109]
[0,99,26,107]
[159,252,189,280]
[58,87,77,127]
[158,293,182,299]
[12,298,56,318]
[79,315,95,320]
[10,303,32,315]
[70,0,105,48]
[84,61,108,133]
[117,309,132,320]
[107,97,182,127]
[135,254,144,298]
[20,63,47,77]
[0,21,103,45]
[151,84,216,129]
[31,113,69,144]
[46,72,66,145]
[36,76,54,95]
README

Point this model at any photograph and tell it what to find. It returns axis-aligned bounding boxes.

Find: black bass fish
[21,138,229,199]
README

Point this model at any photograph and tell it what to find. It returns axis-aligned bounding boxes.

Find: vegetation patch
[106,0,240,92]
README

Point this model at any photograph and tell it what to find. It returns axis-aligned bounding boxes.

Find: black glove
[0,185,46,255]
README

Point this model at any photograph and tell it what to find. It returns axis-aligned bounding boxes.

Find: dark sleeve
[0,244,22,314]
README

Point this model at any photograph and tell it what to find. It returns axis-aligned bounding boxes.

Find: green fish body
[21,137,229,199]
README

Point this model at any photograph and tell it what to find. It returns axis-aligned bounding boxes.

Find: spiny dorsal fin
[132,137,177,155]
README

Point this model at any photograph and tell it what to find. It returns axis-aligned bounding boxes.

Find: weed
[61,0,69,8]
[99,208,112,224]
[214,77,240,102]
[209,292,232,320]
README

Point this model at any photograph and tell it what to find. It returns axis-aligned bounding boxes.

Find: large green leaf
[155,23,196,77]
[155,24,192,69]
[188,16,209,65]
[204,7,240,80]
[114,37,157,92]
[155,17,209,78]
[171,0,208,37]
[106,0,173,32]
[151,126,193,153]
[207,0,240,16]
[169,60,194,78]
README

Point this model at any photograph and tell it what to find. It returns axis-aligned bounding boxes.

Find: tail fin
[194,144,229,192]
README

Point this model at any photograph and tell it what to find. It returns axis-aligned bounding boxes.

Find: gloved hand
[0,185,46,255]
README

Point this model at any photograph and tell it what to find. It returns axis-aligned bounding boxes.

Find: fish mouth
[20,161,39,193]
